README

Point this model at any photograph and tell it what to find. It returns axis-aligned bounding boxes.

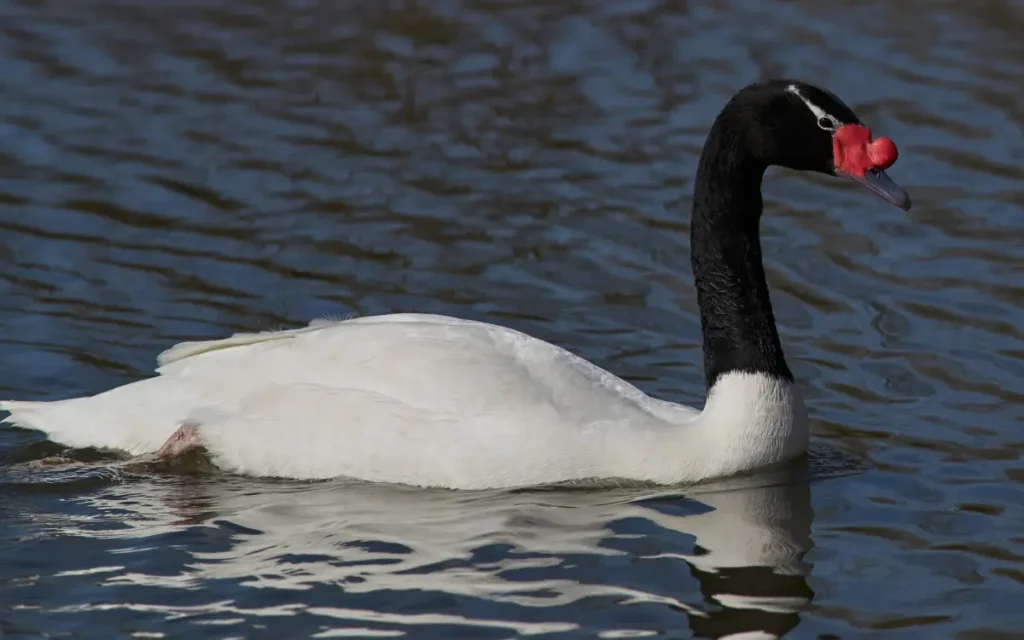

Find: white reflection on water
[22,463,816,638]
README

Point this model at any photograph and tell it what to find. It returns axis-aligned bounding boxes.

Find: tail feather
[1,399,61,431]
[2,395,161,455]
[2,380,195,455]
[1,398,98,450]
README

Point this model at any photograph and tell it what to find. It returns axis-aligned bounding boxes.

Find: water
[0,0,1022,637]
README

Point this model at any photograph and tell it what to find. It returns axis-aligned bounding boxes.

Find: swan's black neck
[691,113,793,390]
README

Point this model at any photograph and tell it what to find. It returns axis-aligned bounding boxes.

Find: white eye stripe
[786,84,839,131]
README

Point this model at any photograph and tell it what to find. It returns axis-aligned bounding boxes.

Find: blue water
[1,1,1023,637]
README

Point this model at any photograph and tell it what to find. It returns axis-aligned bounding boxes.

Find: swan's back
[158,314,674,424]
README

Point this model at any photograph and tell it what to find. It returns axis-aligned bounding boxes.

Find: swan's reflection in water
[30,461,817,639]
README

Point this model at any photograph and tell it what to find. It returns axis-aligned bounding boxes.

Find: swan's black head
[716,79,911,210]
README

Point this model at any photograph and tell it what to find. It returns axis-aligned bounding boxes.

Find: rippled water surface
[2,0,1023,637]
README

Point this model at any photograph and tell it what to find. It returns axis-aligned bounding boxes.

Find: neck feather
[690,121,793,390]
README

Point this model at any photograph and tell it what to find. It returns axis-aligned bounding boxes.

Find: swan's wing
[165,314,704,487]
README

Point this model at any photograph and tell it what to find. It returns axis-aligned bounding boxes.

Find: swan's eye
[818,116,836,131]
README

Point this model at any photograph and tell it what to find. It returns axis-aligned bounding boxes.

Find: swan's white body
[0,313,808,489]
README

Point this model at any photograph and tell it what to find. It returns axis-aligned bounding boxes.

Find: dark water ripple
[1,0,1023,637]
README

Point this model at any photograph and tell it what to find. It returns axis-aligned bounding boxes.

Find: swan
[1,80,911,490]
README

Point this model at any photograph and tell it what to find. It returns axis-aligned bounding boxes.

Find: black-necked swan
[1,80,910,490]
